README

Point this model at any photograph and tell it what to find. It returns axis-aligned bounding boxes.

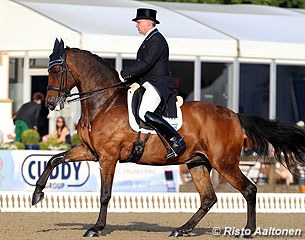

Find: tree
[143,0,305,8]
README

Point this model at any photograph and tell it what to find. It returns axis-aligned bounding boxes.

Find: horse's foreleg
[83,160,117,237]
[170,160,216,237]
[32,151,66,205]
[32,144,97,206]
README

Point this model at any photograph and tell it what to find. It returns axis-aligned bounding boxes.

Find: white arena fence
[0,192,304,213]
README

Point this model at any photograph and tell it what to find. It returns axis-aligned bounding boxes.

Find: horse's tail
[237,113,305,174]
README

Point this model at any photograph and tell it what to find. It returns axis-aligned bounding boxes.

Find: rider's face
[136,19,151,35]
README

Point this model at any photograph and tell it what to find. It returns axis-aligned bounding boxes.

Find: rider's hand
[129,83,140,92]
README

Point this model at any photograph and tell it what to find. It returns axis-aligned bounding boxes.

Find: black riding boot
[144,111,186,160]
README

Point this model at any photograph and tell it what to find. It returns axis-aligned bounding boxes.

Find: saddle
[120,83,183,164]
[127,83,183,134]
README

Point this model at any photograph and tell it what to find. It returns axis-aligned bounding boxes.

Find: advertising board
[0,150,181,192]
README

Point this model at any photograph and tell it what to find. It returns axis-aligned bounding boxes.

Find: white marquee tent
[1,0,305,58]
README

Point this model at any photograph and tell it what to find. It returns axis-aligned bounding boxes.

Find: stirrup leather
[165,147,178,160]
[165,137,186,160]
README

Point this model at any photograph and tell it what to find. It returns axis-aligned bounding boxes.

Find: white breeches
[139,82,161,122]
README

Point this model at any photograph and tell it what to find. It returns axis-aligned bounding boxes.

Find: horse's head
[46,39,76,111]
[46,38,124,114]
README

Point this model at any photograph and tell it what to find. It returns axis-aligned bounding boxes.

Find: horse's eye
[52,69,60,75]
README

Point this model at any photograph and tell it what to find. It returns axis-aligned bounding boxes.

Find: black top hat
[132,8,160,24]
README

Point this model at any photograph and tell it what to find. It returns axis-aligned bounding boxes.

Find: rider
[120,8,186,160]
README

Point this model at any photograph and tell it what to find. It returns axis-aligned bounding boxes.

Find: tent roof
[150,2,305,59]
[1,0,305,60]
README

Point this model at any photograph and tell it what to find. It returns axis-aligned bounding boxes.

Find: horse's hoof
[32,192,44,206]
[235,231,253,238]
[235,233,253,239]
[83,229,100,238]
[169,229,184,237]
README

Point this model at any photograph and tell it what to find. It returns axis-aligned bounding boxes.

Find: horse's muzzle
[46,96,65,111]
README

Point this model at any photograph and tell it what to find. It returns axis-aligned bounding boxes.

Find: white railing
[0,192,304,213]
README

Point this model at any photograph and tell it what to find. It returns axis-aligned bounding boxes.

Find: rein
[67,82,126,103]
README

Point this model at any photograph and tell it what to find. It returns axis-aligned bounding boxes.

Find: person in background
[275,162,294,186]
[14,92,44,142]
[0,113,16,143]
[43,116,70,144]
[179,164,192,184]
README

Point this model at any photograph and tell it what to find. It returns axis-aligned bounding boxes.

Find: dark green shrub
[21,129,40,144]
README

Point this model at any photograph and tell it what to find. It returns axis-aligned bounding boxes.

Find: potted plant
[39,135,71,151]
[71,133,81,147]
[0,142,18,150]
[14,141,25,150]
[0,141,25,150]
[21,129,40,150]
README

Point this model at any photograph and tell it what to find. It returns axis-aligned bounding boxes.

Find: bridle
[47,49,126,104]
[47,51,71,97]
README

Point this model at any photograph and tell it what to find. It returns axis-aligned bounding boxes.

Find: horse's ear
[59,39,64,48]
[58,39,65,56]
[49,38,65,65]
[53,38,60,51]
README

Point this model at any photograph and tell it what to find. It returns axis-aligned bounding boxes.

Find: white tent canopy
[151,2,305,60]
[1,0,305,59]
[0,1,291,61]
[2,0,305,59]
[1,0,238,57]
[0,0,80,52]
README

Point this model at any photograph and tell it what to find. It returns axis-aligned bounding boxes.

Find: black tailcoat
[121,28,174,101]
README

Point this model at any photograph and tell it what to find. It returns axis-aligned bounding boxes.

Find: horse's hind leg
[170,156,216,237]
[217,160,257,236]
[32,144,97,205]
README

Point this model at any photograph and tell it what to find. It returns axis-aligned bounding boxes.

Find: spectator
[14,92,44,142]
[275,162,294,186]
[179,164,192,184]
[43,116,70,144]
[0,113,16,143]
[297,166,305,193]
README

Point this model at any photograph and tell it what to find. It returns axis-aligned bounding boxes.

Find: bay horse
[32,39,305,237]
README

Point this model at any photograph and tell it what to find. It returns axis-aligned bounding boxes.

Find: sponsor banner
[0,150,15,190]
[0,150,181,192]
[113,164,179,192]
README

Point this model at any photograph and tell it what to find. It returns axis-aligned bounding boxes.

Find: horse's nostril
[47,101,55,110]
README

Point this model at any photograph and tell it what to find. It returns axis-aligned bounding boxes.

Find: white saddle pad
[127,87,183,134]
